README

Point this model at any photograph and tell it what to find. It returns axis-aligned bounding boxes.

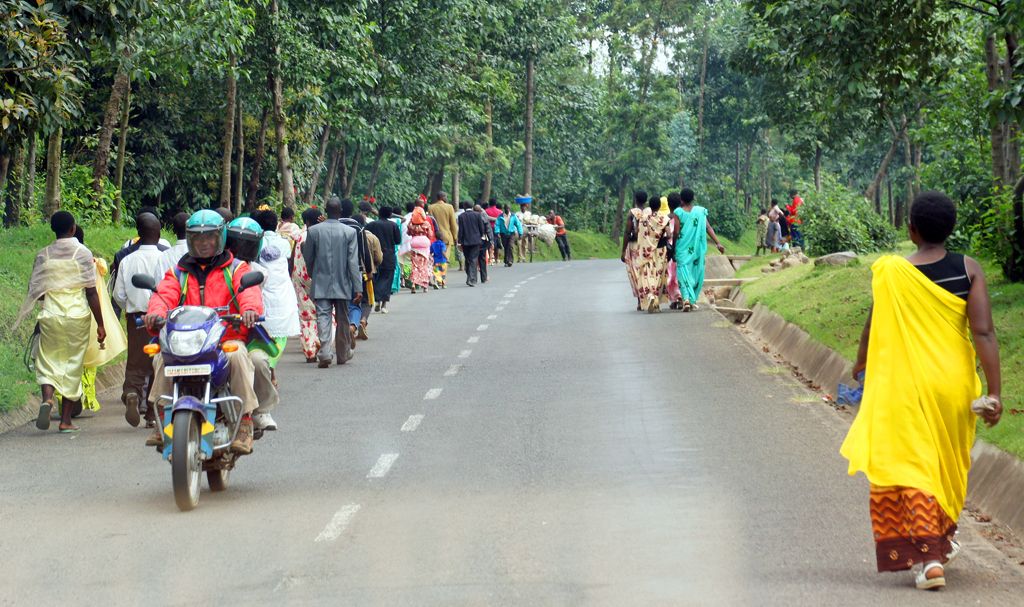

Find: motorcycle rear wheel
[171,410,202,511]
[207,468,230,492]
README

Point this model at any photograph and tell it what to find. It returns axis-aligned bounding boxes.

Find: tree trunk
[25,129,37,209]
[887,179,894,225]
[695,27,709,177]
[734,142,741,193]
[1006,175,1024,281]
[430,165,445,201]
[452,170,460,208]
[3,149,18,227]
[481,101,493,204]
[0,155,9,225]
[739,138,755,194]
[612,174,628,244]
[304,125,332,205]
[423,171,434,198]
[902,129,914,227]
[986,36,1008,191]
[865,116,908,203]
[364,142,385,198]
[234,94,245,216]
[43,129,62,219]
[813,145,823,191]
[91,69,130,203]
[338,145,348,197]
[322,138,341,203]
[113,76,130,223]
[219,51,237,208]
[523,57,535,196]
[246,106,270,210]
[269,0,295,209]
[913,114,923,196]
[344,144,362,198]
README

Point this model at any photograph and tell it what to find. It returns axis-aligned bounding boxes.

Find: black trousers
[124,312,154,407]
[464,244,482,284]
[555,234,571,260]
[501,234,517,265]
[477,243,489,282]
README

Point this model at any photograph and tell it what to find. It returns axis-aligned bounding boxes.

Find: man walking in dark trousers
[457,204,488,287]
[112,213,165,428]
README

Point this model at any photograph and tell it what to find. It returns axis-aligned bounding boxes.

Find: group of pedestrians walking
[15,193,569,441]
[621,187,726,313]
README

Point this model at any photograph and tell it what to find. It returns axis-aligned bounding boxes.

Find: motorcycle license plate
[165,364,212,377]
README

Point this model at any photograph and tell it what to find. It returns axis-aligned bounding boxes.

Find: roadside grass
[737,242,1024,458]
[527,230,621,262]
[0,224,139,414]
[713,229,758,256]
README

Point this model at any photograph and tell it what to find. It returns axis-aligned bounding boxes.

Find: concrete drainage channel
[719,283,1024,544]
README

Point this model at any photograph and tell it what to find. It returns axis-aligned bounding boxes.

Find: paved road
[2,259,1023,606]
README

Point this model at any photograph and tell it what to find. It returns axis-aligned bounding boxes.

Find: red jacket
[787,196,803,225]
[146,251,263,342]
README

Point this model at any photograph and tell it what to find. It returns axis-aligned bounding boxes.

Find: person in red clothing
[787,189,804,247]
[142,210,264,453]
[547,210,572,261]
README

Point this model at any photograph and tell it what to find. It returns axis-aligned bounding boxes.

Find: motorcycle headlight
[166,329,208,357]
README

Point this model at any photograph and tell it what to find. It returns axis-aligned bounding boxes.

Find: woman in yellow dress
[14,212,107,433]
[74,226,127,413]
[841,191,1002,590]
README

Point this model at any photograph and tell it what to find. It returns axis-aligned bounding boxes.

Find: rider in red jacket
[142,210,263,453]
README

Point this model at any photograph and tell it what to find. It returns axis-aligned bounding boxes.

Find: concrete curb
[0,361,125,435]
[729,288,1024,540]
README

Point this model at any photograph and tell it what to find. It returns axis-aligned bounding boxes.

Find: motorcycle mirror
[132,273,158,292]
[239,271,264,292]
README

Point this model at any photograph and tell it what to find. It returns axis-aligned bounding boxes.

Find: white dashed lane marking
[487,314,497,320]
[314,504,361,542]
[500,300,510,305]
[477,324,489,331]
[467,336,479,343]
[401,415,424,432]
[367,453,399,478]
[459,350,472,358]
[495,307,504,311]
[424,388,443,400]
[444,365,461,377]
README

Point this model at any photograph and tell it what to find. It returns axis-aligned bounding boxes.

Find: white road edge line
[314,504,361,542]
[459,350,472,358]
[467,336,479,343]
[424,388,443,400]
[477,324,489,331]
[444,365,460,377]
[367,453,399,478]
[401,415,424,432]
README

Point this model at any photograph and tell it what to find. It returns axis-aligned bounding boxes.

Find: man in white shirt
[113,213,166,429]
[156,212,190,278]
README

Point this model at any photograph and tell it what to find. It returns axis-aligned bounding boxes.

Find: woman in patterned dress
[634,196,671,313]
[292,208,324,362]
[406,207,434,293]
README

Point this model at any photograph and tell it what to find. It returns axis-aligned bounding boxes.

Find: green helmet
[185,210,226,259]
[225,217,264,262]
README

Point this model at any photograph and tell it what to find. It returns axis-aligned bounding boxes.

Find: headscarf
[14,238,97,330]
[658,197,670,215]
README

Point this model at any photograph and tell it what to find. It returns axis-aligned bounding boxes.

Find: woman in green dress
[673,188,726,311]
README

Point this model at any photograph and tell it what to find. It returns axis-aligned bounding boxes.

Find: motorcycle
[132,271,272,511]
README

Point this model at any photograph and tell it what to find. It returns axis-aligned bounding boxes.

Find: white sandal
[915,562,945,590]
[946,539,961,566]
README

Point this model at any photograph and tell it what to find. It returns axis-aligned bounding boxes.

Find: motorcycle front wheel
[171,410,202,511]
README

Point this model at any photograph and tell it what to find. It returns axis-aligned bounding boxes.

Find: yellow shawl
[840,255,981,521]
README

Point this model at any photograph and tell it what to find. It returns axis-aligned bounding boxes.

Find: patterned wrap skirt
[870,484,956,572]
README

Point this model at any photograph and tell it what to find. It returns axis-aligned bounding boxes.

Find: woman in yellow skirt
[841,191,1002,590]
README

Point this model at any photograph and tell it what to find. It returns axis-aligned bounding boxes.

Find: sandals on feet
[915,562,945,590]
[36,400,53,430]
[59,425,81,434]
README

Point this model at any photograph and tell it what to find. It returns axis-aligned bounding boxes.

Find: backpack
[172,258,243,307]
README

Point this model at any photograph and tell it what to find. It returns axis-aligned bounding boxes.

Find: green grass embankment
[525,230,621,262]
[0,224,138,413]
[735,243,1024,458]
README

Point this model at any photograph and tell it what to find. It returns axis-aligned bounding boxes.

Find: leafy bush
[797,175,897,255]
[29,164,121,226]
[702,196,747,242]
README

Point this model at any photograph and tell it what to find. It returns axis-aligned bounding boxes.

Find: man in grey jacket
[303,197,363,368]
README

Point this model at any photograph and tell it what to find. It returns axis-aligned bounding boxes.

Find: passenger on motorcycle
[142,210,264,454]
